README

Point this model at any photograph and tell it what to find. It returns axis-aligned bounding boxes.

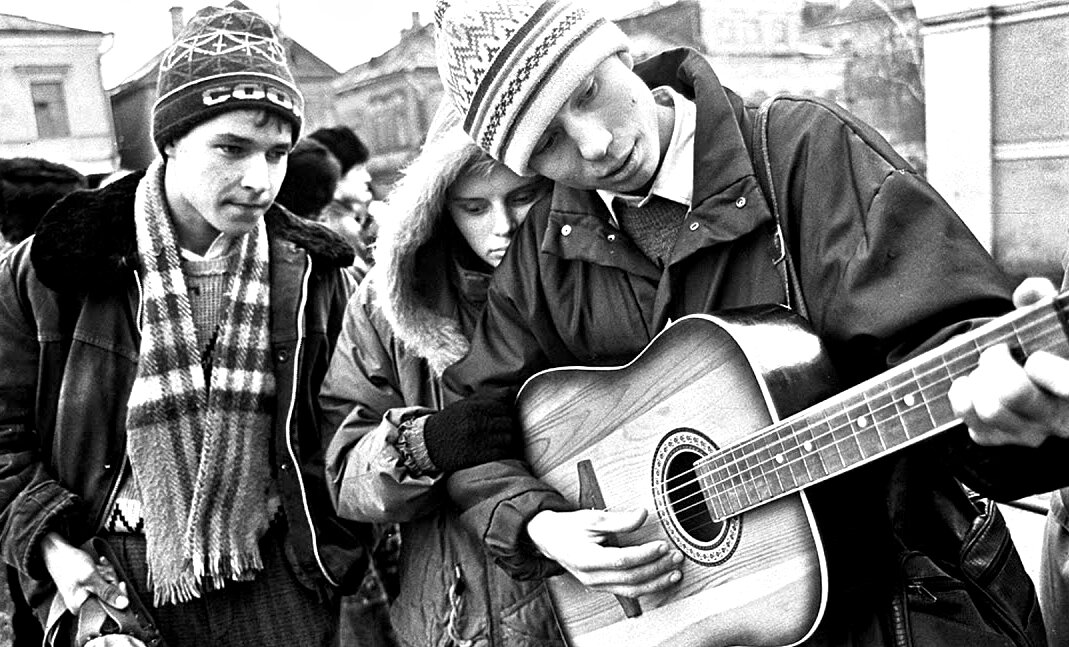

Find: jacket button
[607,233,616,242]
[561,225,572,236]
[280,463,290,471]
[688,222,700,231]
[276,349,289,363]
[735,196,747,208]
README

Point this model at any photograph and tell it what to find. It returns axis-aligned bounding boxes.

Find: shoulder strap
[752,96,809,320]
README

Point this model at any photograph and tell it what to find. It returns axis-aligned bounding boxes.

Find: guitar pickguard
[653,428,742,566]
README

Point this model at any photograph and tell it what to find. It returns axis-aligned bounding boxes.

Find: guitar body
[517,308,843,647]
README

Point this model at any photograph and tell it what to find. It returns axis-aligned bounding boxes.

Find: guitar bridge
[577,459,643,618]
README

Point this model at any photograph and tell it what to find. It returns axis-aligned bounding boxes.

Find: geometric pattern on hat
[152,5,303,151]
[157,8,293,103]
[434,0,629,176]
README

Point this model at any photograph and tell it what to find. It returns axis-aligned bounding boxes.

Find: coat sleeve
[0,243,86,580]
[442,209,575,579]
[319,282,443,524]
[768,96,1069,499]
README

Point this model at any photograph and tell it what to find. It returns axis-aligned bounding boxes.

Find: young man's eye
[267,149,289,163]
[531,131,557,158]
[580,79,597,103]
[217,144,243,156]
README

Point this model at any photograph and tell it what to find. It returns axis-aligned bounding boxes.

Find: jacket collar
[31,169,354,293]
[545,48,772,259]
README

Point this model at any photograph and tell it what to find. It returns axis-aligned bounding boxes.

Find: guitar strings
[657,314,1063,534]
[588,307,1064,535]
[658,316,1063,531]
[658,318,1064,534]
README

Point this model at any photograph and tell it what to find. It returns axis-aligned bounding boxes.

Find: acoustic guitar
[515,297,1069,647]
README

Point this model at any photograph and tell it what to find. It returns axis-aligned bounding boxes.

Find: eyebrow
[211,133,290,149]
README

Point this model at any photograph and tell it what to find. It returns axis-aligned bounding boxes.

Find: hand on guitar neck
[526,508,684,598]
[949,277,1069,447]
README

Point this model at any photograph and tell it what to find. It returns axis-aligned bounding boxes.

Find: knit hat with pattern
[152,5,303,152]
[434,0,630,176]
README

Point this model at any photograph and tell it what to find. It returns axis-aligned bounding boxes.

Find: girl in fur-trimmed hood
[319,106,560,647]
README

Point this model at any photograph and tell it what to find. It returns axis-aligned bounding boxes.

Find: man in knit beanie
[432,1,1064,645]
[0,5,371,646]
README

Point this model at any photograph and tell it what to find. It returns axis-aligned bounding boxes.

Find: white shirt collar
[179,232,239,261]
[597,85,696,224]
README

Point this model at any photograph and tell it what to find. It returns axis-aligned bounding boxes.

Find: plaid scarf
[126,159,275,606]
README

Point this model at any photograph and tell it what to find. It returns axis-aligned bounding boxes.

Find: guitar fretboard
[697,294,1069,520]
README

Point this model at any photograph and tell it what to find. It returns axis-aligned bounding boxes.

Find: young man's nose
[241,155,272,193]
[563,114,611,161]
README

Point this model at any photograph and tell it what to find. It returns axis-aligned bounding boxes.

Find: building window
[31,82,70,139]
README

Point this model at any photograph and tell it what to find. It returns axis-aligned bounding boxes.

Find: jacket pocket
[897,550,1020,647]
[498,581,564,647]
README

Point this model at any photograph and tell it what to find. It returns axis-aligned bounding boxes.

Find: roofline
[0,13,106,36]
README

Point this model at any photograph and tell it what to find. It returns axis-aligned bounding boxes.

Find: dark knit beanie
[275,138,341,219]
[152,5,304,152]
[307,126,369,174]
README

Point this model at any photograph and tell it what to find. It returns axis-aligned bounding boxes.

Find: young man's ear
[618,51,635,70]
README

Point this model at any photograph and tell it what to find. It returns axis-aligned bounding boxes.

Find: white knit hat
[435,0,631,176]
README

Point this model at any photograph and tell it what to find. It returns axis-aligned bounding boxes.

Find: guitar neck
[699,292,1069,519]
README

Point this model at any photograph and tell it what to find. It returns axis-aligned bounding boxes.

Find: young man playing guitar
[407,1,1069,645]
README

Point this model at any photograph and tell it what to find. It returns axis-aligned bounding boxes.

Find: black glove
[421,396,521,473]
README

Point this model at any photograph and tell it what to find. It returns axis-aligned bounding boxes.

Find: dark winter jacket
[0,172,371,625]
[319,120,562,647]
[442,49,1062,645]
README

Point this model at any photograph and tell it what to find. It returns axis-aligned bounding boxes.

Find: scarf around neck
[126,158,276,605]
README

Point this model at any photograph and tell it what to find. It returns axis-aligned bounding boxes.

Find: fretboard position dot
[775,454,785,464]
[858,416,869,428]
[802,441,814,452]
[904,393,916,407]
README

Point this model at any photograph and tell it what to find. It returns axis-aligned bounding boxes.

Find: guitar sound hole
[665,450,722,543]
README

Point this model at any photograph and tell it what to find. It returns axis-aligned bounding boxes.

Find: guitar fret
[683,299,1069,519]
[850,395,884,459]
[828,403,862,465]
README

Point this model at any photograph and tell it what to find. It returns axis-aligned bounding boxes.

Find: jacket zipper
[283,257,339,587]
[95,272,145,531]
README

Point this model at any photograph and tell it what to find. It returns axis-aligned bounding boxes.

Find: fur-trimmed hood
[30,169,355,293]
[372,110,490,376]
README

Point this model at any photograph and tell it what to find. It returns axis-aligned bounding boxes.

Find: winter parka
[0,171,372,626]
[441,49,1064,645]
[319,120,562,647]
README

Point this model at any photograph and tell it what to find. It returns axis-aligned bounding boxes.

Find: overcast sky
[2,0,666,88]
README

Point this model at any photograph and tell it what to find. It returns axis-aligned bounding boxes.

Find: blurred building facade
[0,13,117,175]
[331,13,440,192]
[918,0,1069,279]
[108,3,341,171]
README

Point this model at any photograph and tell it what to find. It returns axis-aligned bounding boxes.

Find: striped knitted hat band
[435,0,631,176]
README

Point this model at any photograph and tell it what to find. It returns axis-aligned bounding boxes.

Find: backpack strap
[751,96,809,320]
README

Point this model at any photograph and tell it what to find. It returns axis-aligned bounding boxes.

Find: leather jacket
[0,172,371,622]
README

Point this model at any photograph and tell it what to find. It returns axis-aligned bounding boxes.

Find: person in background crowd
[275,138,342,220]
[0,6,370,646]
[319,103,560,647]
[279,133,400,647]
[308,125,377,281]
[0,158,86,255]
[0,156,86,646]
[425,0,1069,645]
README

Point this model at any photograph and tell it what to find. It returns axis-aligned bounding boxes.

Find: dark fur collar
[31,170,355,293]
